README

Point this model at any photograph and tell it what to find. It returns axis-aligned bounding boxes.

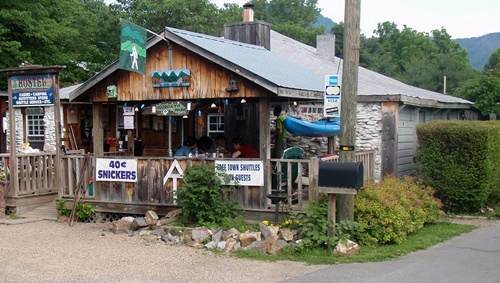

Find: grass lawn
[233,222,476,264]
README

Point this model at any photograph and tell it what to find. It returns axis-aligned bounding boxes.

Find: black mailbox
[318,162,364,193]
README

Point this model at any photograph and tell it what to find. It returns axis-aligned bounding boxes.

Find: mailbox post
[318,162,363,236]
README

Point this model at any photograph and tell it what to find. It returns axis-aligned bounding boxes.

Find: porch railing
[16,150,375,212]
[0,152,58,197]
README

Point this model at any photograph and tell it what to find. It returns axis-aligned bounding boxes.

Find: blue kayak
[283,116,341,137]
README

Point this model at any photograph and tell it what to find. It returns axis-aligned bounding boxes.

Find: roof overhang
[358,94,472,109]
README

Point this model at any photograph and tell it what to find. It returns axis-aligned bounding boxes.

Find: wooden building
[66,22,333,216]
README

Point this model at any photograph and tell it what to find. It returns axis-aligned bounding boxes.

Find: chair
[271,147,304,204]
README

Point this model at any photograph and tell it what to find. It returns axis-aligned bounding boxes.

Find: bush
[416,120,500,213]
[56,199,95,222]
[290,199,338,250]
[176,164,241,227]
[354,175,442,245]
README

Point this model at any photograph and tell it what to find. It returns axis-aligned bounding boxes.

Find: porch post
[259,96,271,208]
[92,103,103,199]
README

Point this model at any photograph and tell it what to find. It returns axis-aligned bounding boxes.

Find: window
[207,114,224,139]
[26,113,45,150]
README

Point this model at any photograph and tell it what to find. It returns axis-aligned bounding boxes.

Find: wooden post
[92,103,103,199]
[52,72,63,197]
[259,97,271,209]
[309,156,319,202]
[337,0,361,221]
[328,194,336,237]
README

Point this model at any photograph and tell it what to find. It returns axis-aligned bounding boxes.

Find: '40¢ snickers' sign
[96,158,138,182]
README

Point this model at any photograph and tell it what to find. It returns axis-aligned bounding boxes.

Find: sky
[210,0,500,39]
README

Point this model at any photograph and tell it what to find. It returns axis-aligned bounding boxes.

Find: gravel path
[0,220,325,283]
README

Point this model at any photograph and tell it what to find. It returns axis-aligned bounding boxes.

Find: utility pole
[337,0,361,221]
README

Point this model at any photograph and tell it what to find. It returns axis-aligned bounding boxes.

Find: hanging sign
[154,102,188,116]
[152,69,191,87]
[10,73,54,107]
[324,75,341,118]
[215,160,264,186]
[96,158,137,182]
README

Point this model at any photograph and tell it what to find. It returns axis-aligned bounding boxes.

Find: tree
[114,0,228,36]
[484,47,500,76]
[454,76,500,117]
[454,49,500,117]
[0,0,120,89]
[250,0,325,47]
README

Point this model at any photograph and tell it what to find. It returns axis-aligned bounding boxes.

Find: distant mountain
[454,33,500,70]
[313,13,336,33]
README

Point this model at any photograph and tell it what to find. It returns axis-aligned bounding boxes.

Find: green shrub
[354,175,442,245]
[176,164,241,227]
[56,199,95,222]
[416,120,500,213]
[290,199,338,250]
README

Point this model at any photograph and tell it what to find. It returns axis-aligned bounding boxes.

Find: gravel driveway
[0,220,325,283]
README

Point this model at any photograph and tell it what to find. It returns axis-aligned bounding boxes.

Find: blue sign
[10,74,54,107]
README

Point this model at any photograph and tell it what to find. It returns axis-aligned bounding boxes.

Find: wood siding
[81,43,267,103]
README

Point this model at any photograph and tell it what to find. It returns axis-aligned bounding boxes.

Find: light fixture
[134,107,139,112]
[293,101,298,106]
[210,102,217,108]
[187,102,192,110]
[240,98,246,104]
[183,115,188,119]
[152,106,156,113]
[140,103,145,109]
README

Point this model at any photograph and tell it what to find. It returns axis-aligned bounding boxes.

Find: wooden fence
[0,152,57,197]
[1,150,374,214]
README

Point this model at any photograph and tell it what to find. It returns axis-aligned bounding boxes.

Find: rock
[266,241,284,255]
[212,228,223,244]
[145,210,159,226]
[111,218,133,234]
[223,228,240,240]
[279,228,294,242]
[191,227,210,243]
[187,241,203,248]
[217,240,226,250]
[204,241,217,249]
[131,217,148,231]
[333,239,360,256]
[243,241,268,254]
[239,232,258,247]
[225,238,237,252]
[259,222,279,242]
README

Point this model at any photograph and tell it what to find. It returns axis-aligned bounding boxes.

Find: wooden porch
[1,150,374,220]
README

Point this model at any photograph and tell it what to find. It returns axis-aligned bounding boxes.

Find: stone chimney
[316,34,336,62]
[224,2,271,50]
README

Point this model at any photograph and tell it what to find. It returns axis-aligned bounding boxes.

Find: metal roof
[164,27,324,93]
[70,27,325,101]
[270,30,473,108]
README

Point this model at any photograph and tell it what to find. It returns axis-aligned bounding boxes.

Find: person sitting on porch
[196,135,213,154]
[174,136,197,157]
[231,137,259,158]
[211,133,229,155]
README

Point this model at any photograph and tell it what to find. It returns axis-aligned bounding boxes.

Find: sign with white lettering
[215,160,264,186]
[10,73,54,107]
[96,158,137,182]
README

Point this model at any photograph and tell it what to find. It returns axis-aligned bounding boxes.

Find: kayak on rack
[283,116,341,137]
